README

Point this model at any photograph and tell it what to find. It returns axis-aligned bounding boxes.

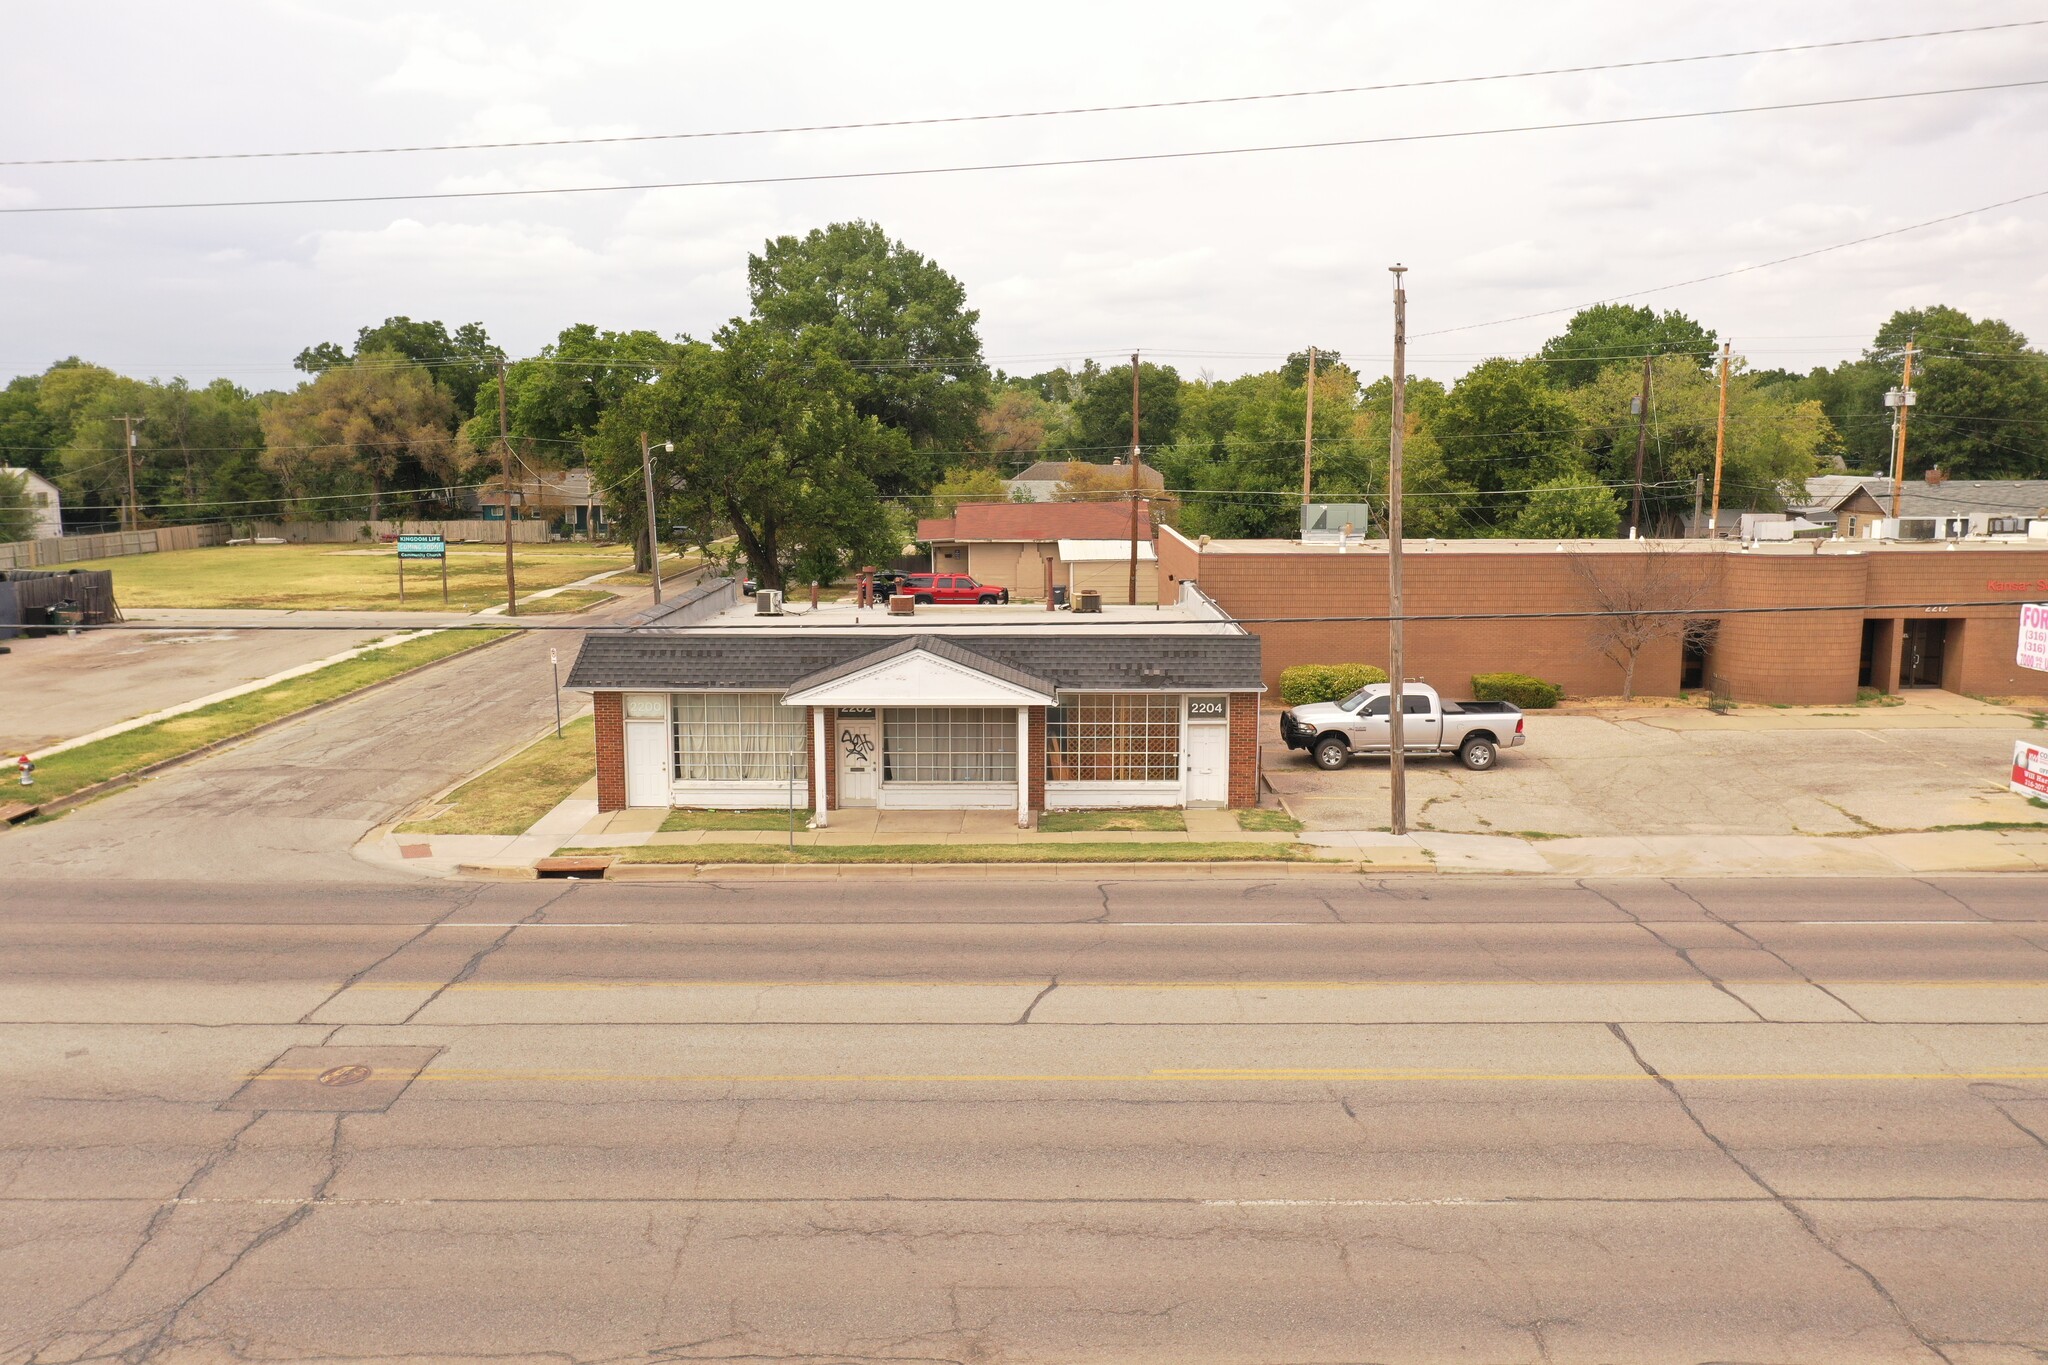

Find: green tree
[0,468,35,542]
[461,323,685,453]
[1065,361,1183,459]
[978,388,1055,458]
[926,466,1010,518]
[1510,473,1624,538]
[0,375,63,477]
[1854,306,2048,479]
[1428,359,1584,528]
[1538,305,1717,388]
[590,322,914,588]
[747,221,988,486]
[259,352,467,518]
[297,317,500,418]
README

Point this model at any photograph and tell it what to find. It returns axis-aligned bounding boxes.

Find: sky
[3,0,2046,393]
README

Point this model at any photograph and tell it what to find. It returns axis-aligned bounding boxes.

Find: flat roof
[1183,535,2048,557]
[679,596,1242,636]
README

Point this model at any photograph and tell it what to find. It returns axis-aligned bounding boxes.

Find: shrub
[1471,672,1563,709]
[1279,663,1388,706]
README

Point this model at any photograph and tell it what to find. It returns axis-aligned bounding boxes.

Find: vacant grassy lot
[399,716,595,836]
[26,629,513,803]
[615,842,1308,865]
[67,542,633,612]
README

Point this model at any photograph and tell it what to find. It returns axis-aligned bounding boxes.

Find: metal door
[1902,620,1947,688]
[624,721,670,807]
[1187,721,1229,807]
[837,714,880,806]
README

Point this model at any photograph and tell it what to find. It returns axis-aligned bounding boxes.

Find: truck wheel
[978,594,1001,604]
[1459,738,1498,771]
[1313,736,1351,771]
[914,594,935,605]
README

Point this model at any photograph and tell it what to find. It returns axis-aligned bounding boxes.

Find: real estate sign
[2013,740,2048,801]
[2019,602,2048,672]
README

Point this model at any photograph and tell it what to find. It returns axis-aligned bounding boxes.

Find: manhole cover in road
[221,1046,442,1113]
[317,1064,374,1087]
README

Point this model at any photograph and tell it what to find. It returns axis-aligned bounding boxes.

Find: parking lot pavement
[1262,702,2048,838]
[0,609,472,753]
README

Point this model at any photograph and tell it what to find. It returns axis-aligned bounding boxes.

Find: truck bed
[1442,700,1519,715]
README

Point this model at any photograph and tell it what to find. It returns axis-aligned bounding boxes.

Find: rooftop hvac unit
[1075,589,1103,614]
[755,588,784,615]
[888,593,916,616]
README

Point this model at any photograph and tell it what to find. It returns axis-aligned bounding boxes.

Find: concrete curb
[458,858,1406,881]
[18,630,523,822]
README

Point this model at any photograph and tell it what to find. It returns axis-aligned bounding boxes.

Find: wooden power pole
[1301,345,1317,507]
[1889,339,1917,519]
[111,415,144,532]
[498,358,518,618]
[1387,267,1409,838]
[1128,351,1142,605]
[1628,355,1652,538]
[1708,341,1730,535]
[640,432,663,606]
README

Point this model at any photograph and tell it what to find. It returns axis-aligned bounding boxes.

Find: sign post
[398,534,449,607]
[549,647,562,739]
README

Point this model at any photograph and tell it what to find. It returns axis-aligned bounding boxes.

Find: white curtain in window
[673,694,806,782]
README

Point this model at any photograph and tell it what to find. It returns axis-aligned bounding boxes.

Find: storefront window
[883,708,1017,783]
[673,694,806,782]
[1046,694,1180,782]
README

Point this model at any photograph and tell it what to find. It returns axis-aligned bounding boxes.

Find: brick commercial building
[569,578,1262,821]
[1158,526,2048,704]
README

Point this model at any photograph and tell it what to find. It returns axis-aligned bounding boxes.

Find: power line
[7,80,2042,215]
[12,21,2035,169]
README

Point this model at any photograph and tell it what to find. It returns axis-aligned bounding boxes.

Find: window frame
[1045,692,1183,784]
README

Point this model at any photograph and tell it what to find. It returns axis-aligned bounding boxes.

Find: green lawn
[1036,808,1186,833]
[398,716,595,836]
[26,629,514,803]
[614,842,1308,865]
[1235,808,1305,833]
[67,542,633,612]
[660,808,802,832]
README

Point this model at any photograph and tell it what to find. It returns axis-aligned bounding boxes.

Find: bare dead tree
[1569,543,1724,700]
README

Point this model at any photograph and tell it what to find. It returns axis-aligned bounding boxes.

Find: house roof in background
[918,499,1150,544]
[1010,459,1166,488]
[1797,475,2048,518]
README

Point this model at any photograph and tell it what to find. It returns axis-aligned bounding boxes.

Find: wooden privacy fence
[0,523,228,570]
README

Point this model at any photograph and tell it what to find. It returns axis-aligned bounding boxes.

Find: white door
[625,720,669,807]
[1187,722,1229,807]
[836,714,879,806]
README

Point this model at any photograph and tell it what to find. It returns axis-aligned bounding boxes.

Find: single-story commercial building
[917,500,1158,602]
[568,578,1262,822]
[1160,525,2048,704]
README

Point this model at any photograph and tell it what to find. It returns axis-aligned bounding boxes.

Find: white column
[812,707,829,829]
[1016,706,1030,828]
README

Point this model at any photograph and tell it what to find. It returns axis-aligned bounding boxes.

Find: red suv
[901,573,1009,605]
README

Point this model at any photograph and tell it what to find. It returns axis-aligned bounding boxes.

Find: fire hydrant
[16,753,33,787]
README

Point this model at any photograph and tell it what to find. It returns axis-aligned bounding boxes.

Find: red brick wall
[1228,691,1259,809]
[594,690,626,812]
[1027,706,1046,811]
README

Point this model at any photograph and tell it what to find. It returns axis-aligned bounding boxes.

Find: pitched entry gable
[781,635,1058,708]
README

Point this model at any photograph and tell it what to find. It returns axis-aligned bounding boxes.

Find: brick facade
[1227,691,1259,809]
[593,690,626,812]
[1028,706,1047,811]
[1164,531,2048,705]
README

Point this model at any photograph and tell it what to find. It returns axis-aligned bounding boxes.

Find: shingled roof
[566,630,1261,693]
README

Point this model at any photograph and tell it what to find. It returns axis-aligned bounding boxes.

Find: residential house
[1004,456,1165,503]
[1,467,62,539]
[474,467,610,537]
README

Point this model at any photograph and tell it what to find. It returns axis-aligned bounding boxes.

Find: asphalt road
[5,874,2047,1363]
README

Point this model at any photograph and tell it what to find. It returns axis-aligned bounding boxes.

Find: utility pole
[1708,341,1730,535]
[1691,473,1704,539]
[1628,355,1651,538]
[110,416,144,531]
[1128,351,1142,605]
[1387,266,1409,838]
[1889,338,1917,519]
[497,357,518,617]
[1301,345,1317,507]
[640,432,664,606]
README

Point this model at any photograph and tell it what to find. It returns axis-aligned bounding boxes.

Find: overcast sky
[4,1,2045,392]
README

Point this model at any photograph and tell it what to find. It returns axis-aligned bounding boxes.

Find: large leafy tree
[1427,358,1584,528]
[462,323,685,455]
[1846,306,2048,479]
[747,221,988,488]
[591,322,914,588]
[297,316,501,418]
[0,374,64,477]
[1510,473,1623,539]
[1539,305,1717,388]
[0,469,35,542]
[1064,360,1183,459]
[260,352,466,518]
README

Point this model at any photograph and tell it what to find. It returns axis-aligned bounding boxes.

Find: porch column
[1015,706,1030,828]
[812,706,829,829]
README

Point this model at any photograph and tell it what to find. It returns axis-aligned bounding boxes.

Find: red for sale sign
[2014,740,2048,800]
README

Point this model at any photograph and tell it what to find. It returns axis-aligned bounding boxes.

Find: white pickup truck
[1279,682,1525,771]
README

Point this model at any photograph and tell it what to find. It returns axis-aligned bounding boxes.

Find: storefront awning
[782,636,1058,708]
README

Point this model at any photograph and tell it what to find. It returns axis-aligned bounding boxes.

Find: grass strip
[613,841,1308,865]
[514,589,617,616]
[1234,808,1304,833]
[398,715,595,835]
[1036,808,1185,833]
[26,629,514,803]
[660,808,802,832]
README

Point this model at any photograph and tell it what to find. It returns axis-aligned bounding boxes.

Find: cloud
[306,218,603,285]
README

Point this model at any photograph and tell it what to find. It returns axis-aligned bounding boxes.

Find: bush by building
[1278,663,1389,705]
[1471,672,1563,709]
